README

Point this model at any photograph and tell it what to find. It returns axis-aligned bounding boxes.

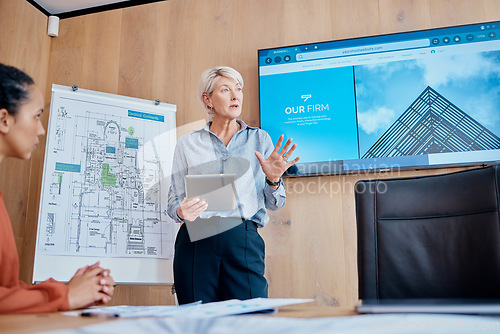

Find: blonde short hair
[197,66,244,120]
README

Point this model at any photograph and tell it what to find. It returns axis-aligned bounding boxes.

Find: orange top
[0,191,69,314]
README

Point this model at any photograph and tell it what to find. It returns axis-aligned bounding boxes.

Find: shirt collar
[199,120,257,133]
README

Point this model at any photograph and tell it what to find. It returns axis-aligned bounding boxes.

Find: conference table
[2,303,500,333]
[0,304,357,334]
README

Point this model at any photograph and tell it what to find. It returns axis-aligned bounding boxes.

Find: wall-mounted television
[258,21,500,176]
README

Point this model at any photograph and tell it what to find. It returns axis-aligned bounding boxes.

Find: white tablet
[185,174,237,211]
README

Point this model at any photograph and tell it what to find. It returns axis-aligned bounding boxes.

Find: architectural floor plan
[37,86,177,261]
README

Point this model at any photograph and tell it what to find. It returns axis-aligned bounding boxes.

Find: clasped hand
[67,261,115,310]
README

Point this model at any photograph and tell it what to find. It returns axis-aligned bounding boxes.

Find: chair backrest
[355,165,500,300]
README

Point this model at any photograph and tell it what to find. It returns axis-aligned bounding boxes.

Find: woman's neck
[210,119,240,146]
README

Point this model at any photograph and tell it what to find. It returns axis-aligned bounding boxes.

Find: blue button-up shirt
[167,120,286,227]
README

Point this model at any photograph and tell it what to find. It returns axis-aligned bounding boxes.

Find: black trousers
[173,218,268,304]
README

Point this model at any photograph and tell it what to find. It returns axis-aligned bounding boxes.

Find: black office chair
[355,165,500,300]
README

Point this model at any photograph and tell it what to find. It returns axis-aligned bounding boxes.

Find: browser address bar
[296,39,430,61]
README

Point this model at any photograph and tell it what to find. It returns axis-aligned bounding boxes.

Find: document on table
[67,298,313,318]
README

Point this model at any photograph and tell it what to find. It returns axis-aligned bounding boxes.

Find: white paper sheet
[68,298,313,318]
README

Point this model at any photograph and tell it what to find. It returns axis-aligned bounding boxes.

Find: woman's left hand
[255,134,300,185]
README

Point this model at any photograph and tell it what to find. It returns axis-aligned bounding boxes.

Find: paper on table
[65,301,201,318]
[69,298,313,318]
[182,298,313,318]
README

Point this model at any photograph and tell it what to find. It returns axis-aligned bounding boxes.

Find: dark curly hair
[0,63,35,116]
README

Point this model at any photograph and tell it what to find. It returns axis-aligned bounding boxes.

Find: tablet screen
[185,174,237,211]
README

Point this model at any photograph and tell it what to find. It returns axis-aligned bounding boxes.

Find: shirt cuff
[264,179,285,196]
[175,210,184,223]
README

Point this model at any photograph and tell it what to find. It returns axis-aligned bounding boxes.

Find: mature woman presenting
[168,66,299,304]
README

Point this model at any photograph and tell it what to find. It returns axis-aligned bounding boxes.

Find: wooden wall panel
[281,0,334,46]
[111,284,176,306]
[47,12,123,94]
[379,0,432,33]
[429,0,485,27]
[118,3,167,100]
[82,12,123,94]
[484,0,500,21]
[290,176,346,305]
[3,0,499,308]
[330,0,381,40]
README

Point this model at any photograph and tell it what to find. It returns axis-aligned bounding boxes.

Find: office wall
[2,0,500,307]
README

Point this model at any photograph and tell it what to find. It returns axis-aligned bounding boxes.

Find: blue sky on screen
[355,50,500,155]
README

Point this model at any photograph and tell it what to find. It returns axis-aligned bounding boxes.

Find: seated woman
[0,63,115,314]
